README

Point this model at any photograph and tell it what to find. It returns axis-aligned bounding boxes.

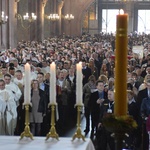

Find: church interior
[1,0,150,150]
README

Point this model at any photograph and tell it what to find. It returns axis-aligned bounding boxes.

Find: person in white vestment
[0,79,17,135]
[4,74,22,106]
[13,70,24,88]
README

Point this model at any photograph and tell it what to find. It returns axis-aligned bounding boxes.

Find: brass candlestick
[20,104,33,140]
[72,105,85,141]
[46,103,59,140]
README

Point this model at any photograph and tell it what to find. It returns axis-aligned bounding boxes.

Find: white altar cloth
[0,136,95,150]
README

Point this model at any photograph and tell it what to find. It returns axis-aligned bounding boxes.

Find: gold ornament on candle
[46,104,59,140]
[114,9,128,116]
[72,105,85,141]
[20,104,33,140]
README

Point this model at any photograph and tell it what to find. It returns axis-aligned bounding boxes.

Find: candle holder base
[20,104,33,140]
[72,127,85,141]
[46,126,59,141]
[45,103,59,141]
[72,105,85,141]
[20,125,33,140]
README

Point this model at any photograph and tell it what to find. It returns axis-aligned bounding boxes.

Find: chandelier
[64,14,74,21]
[15,12,37,29]
[23,13,37,22]
[0,11,8,25]
[45,14,60,21]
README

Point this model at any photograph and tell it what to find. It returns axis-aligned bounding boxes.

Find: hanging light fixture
[64,14,74,20]
[45,13,60,21]
[15,12,37,29]
[23,13,37,22]
[64,0,74,21]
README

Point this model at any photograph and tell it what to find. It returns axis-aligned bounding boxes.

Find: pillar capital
[42,0,48,7]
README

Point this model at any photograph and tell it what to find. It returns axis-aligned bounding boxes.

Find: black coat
[82,67,92,86]
[128,101,138,123]
[140,97,150,118]
[88,90,108,113]
[137,88,148,111]
[99,99,114,123]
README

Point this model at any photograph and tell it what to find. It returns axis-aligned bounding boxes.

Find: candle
[1,11,4,19]
[76,62,83,105]
[50,62,56,104]
[24,63,31,104]
[114,9,128,116]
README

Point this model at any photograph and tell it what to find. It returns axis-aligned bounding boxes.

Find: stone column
[125,2,134,33]
[98,0,102,33]
[53,0,56,36]
[57,0,64,36]
[29,0,36,41]
[8,0,17,48]
[0,0,9,49]
[36,0,44,41]
[1,0,8,49]
[63,0,70,35]
[0,0,2,48]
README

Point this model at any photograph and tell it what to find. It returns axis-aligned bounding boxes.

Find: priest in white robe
[13,70,24,89]
[0,79,17,135]
[4,74,22,106]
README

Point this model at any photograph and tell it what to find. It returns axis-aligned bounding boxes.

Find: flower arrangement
[102,114,138,133]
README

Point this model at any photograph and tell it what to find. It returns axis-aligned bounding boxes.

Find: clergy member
[0,79,17,135]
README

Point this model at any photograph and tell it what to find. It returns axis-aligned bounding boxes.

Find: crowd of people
[0,32,150,149]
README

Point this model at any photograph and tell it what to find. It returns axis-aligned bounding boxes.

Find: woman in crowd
[30,79,46,136]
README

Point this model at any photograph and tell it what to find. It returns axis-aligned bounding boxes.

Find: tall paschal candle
[114,9,128,116]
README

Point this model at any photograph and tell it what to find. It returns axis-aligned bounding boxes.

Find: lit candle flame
[119,9,124,15]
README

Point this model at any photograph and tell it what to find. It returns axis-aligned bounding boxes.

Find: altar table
[0,136,95,150]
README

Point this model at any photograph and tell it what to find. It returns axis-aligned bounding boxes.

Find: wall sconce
[0,11,8,25]
[15,12,37,29]
[64,14,74,21]
[45,14,60,21]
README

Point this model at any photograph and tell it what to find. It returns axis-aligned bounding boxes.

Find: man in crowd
[89,80,108,138]
[37,72,49,135]
[96,89,115,150]
[56,70,71,132]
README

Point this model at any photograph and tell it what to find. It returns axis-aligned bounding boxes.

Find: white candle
[50,62,56,104]
[1,11,4,19]
[24,63,31,104]
[76,62,83,105]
